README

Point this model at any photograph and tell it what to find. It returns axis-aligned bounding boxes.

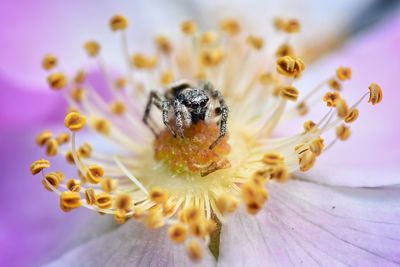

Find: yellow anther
[168,223,188,244]
[30,159,50,175]
[95,193,113,209]
[276,43,294,57]
[133,207,144,220]
[276,56,305,77]
[78,143,92,158]
[74,70,86,84]
[144,209,165,229]
[64,112,86,131]
[296,101,308,116]
[36,130,53,146]
[274,18,301,33]
[84,188,96,205]
[344,108,359,123]
[262,152,285,165]
[42,172,63,191]
[246,35,264,50]
[220,18,241,36]
[284,18,301,33]
[155,35,173,54]
[70,87,86,102]
[45,138,58,156]
[115,193,132,211]
[274,17,285,31]
[110,100,126,115]
[181,20,197,35]
[47,72,67,90]
[336,124,351,141]
[160,70,174,86]
[280,85,299,101]
[200,48,224,67]
[336,98,349,118]
[200,31,219,46]
[336,66,352,81]
[42,54,58,70]
[269,165,289,183]
[216,193,238,214]
[162,199,177,217]
[101,177,118,193]
[241,181,268,209]
[205,219,217,234]
[114,210,128,224]
[368,83,383,105]
[86,165,104,184]
[181,206,202,224]
[259,72,280,85]
[56,132,70,144]
[190,219,210,237]
[65,150,76,164]
[246,201,263,215]
[251,170,271,185]
[115,77,127,90]
[110,14,128,31]
[67,179,81,192]
[131,53,158,69]
[328,78,342,91]
[60,191,82,212]
[303,120,316,132]
[309,138,324,156]
[92,118,111,135]
[299,150,316,172]
[323,91,341,107]
[84,41,100,57]
[187,240,203,262]
[295,143,310,154]
[149,187,169,204]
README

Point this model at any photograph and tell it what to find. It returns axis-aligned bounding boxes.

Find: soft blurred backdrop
[1,0,400,266]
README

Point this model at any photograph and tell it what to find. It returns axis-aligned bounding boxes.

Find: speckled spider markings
[143,80,228,149]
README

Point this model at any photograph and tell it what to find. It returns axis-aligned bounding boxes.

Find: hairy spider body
[142,81,228,149]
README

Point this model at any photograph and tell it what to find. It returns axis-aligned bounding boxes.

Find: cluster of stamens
[31,13,382,262]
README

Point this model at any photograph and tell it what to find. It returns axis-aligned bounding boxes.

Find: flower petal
[44,220,216,267]
[219,180,400,267]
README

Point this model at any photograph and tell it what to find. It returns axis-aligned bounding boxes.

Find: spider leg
[173,99,185,138]
[162,100,176,137]
[143,91,164,137]
[202,82,229,150]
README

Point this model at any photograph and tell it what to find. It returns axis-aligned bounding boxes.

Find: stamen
[368,83,383,105]
[168,223,188,244]
[60,191,82,212]
[47,73,67,90]
[42,54,58,70]
[30,159,50,175]
[36,130,53,146]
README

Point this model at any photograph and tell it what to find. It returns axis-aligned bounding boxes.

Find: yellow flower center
[154,121,231,175]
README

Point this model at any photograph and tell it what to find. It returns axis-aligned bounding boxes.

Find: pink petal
[44,220,216,267]
[219,180,400,267]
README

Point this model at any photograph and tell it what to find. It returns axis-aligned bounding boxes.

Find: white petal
[219,180,400,267]
[45,220,216,267]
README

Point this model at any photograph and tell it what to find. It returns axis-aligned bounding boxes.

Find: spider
[142,80,228,149]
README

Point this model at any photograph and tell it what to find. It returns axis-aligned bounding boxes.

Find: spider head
[180,88,210,114]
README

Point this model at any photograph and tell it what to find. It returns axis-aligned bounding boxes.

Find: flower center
[153,121,231,176]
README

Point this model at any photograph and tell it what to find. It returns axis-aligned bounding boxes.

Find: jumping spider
[143,80,228,149]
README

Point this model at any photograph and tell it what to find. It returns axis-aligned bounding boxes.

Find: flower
[27,11,391,265]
